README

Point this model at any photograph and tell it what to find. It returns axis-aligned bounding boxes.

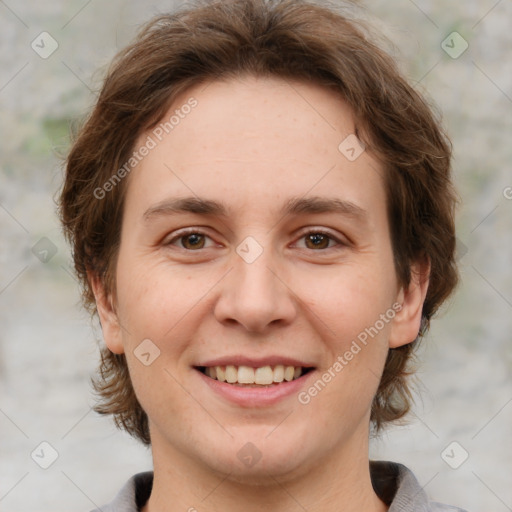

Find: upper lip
[196,355,316,368]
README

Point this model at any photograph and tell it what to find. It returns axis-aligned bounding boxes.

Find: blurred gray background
[0,1,511,511]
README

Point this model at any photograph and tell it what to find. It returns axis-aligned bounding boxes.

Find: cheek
[298,263,396,337]
[114,256,210,340]
[298,276,394,427]
[294,261,396,408]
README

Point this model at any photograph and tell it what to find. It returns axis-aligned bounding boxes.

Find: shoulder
[370,460,468,512]
[89,472,153,512]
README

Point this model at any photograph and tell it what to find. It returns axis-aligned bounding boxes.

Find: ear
[88,270,125,354]
[389,259,430,349]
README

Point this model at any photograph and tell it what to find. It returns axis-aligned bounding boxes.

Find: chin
[211,454,312,486]
[199,428,317,484]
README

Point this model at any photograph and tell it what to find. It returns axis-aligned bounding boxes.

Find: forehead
[125,75,386,221]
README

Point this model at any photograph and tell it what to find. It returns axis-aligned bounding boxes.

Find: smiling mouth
[195,365,315,387]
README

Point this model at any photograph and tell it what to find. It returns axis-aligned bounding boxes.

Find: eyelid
[291,227,348,249]
[164,226,348,251]
[164,227,219,248]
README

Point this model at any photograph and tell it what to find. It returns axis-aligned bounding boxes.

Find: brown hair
[59,0,458,445]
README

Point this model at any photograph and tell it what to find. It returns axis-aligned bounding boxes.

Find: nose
[213,242,297,333]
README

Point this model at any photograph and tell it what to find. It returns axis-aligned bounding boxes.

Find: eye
[295,230,345,250]
[165,229,216,250]
[165,228,346,252]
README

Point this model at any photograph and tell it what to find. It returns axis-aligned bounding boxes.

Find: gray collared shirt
[92,461,468,512]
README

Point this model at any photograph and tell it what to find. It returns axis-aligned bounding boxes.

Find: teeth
[201,364,307,385]
[284,366,295,382]
[216,366,226,382]
[225,365,237,383]
[254,366,273,385]
[238,365,255,384]
[273,364,284,382]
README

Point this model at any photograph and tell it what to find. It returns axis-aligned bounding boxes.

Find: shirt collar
[95,461,461,512]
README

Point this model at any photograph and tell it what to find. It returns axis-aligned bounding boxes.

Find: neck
[143,430,387,512]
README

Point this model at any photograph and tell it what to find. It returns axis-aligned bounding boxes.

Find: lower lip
[195,369,315,407]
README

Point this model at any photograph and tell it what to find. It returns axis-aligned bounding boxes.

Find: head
[59,0,457,477]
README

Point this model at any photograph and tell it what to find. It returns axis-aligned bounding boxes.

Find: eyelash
[165,228,346,251]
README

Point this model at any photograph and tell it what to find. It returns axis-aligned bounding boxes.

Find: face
[94,75,426,483]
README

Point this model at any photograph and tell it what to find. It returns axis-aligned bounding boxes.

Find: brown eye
[304,232,332,250]
[180,233,206,250]
[165,229,219,251]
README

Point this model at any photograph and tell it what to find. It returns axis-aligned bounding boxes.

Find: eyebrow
[143,195,368,223]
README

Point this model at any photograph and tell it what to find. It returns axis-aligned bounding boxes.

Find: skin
[91,75,429,512]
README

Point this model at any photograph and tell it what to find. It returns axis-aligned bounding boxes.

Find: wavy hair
[59,0,458,445]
